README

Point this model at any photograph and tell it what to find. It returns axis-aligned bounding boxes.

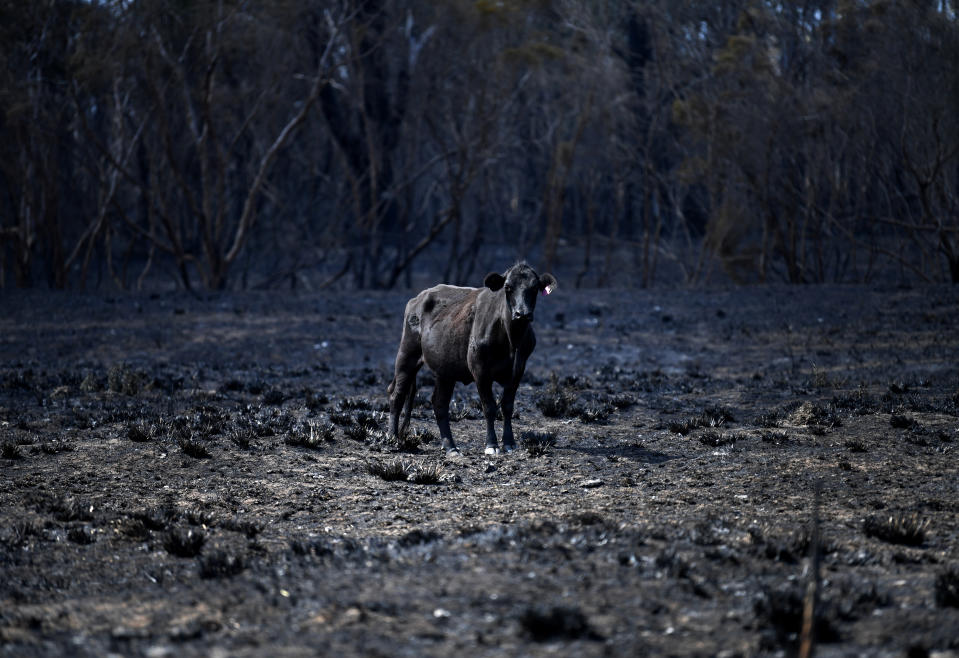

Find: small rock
[581,479,604,489]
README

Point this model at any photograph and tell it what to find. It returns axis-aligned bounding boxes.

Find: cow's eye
[504,284,512,293]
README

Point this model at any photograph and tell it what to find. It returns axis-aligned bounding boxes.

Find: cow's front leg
[476,377,500,455]
[500,349,528,453]
[500,384,518,453]
[432,378,458,454]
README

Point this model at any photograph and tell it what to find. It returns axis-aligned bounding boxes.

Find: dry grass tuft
[863,512,928,546]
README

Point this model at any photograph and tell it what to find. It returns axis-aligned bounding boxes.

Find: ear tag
[542,285,553,296]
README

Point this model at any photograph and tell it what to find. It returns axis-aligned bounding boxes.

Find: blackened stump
[387,263,557,455]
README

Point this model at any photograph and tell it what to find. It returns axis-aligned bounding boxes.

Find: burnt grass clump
[134,506,177,531]
[163,527,206,557]
[220,517,262,538]
[698,430,738,447]
[863,512,929,546]
[67,525,97,545]
[127,421,152,442]
[669,406,736,435]
[755,586,841,647]
[520,430,556,457]
[367,458,414,482]
[1,442,23,459]
[178,436,213,458]
[519,606,603,642]
[935,568,959,608]
[408,462,444,484]
[534,373,579,418]
[199,550,246,579]
[285,422,335,450]
[49,497,94,523]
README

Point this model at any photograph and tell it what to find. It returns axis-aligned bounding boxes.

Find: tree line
[2,0,957,290]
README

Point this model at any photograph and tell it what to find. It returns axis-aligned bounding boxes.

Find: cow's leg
[398,362,420,439]
[500,350,529,453]
[476,376,500,455]
[432,378,458,454]
[500,385,518,453]
[389,341,422,441]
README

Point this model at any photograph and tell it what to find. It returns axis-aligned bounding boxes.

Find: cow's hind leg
[432,377,458,454]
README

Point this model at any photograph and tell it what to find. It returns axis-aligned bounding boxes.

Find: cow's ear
[539,273,557,295]
[484,272,505,291]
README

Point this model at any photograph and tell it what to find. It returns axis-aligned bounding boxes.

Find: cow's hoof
[445,448,461,457]
[484,446,500,456]
[502,443,516,454]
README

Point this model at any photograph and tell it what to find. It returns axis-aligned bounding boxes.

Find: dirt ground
[1,283,958,657]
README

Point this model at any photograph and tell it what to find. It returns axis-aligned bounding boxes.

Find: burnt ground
[1,284,958,657]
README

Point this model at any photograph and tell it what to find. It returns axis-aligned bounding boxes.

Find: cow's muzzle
[512,311,534,322]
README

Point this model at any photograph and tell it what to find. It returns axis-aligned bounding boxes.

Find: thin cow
[388,262,557,455]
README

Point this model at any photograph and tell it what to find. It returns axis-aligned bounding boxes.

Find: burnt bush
[344,423,374,442]
[397,529,442,547]
[1,442,22,459]
[409,462,444,485]
[163,527,206,557]
[1,519,42,549]
[863,512,928,546]
[534,373,579,418]
[519,606,603,642]
[37,440,73,455]
[262,388,286,405]
[107,363,145,396]
[178,436,213,458]
[199,550,246,579]
[304,388,329,411]
[699,431,738,447]
[185,507,215,527]
[67,525,97,545]
[520,430,556,457]
[935,567,959,608]
[576,402,614,424]
[133,506,177,531]
[367,458,413,482]
[285,422,335,450]
[49,497,94,523]
[788,401,842,428]
[127,421,155,442]
[387,429,423,453]
[669,405,736,435]
[220,517,262,538]
[755,586,840,646]
[761,430,789,445]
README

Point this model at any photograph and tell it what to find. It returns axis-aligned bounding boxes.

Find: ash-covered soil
[1,284,958,657]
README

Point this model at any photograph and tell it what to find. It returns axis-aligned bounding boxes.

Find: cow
[387,262,557,455]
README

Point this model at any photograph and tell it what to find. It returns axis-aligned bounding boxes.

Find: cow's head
[484,263,557,323]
